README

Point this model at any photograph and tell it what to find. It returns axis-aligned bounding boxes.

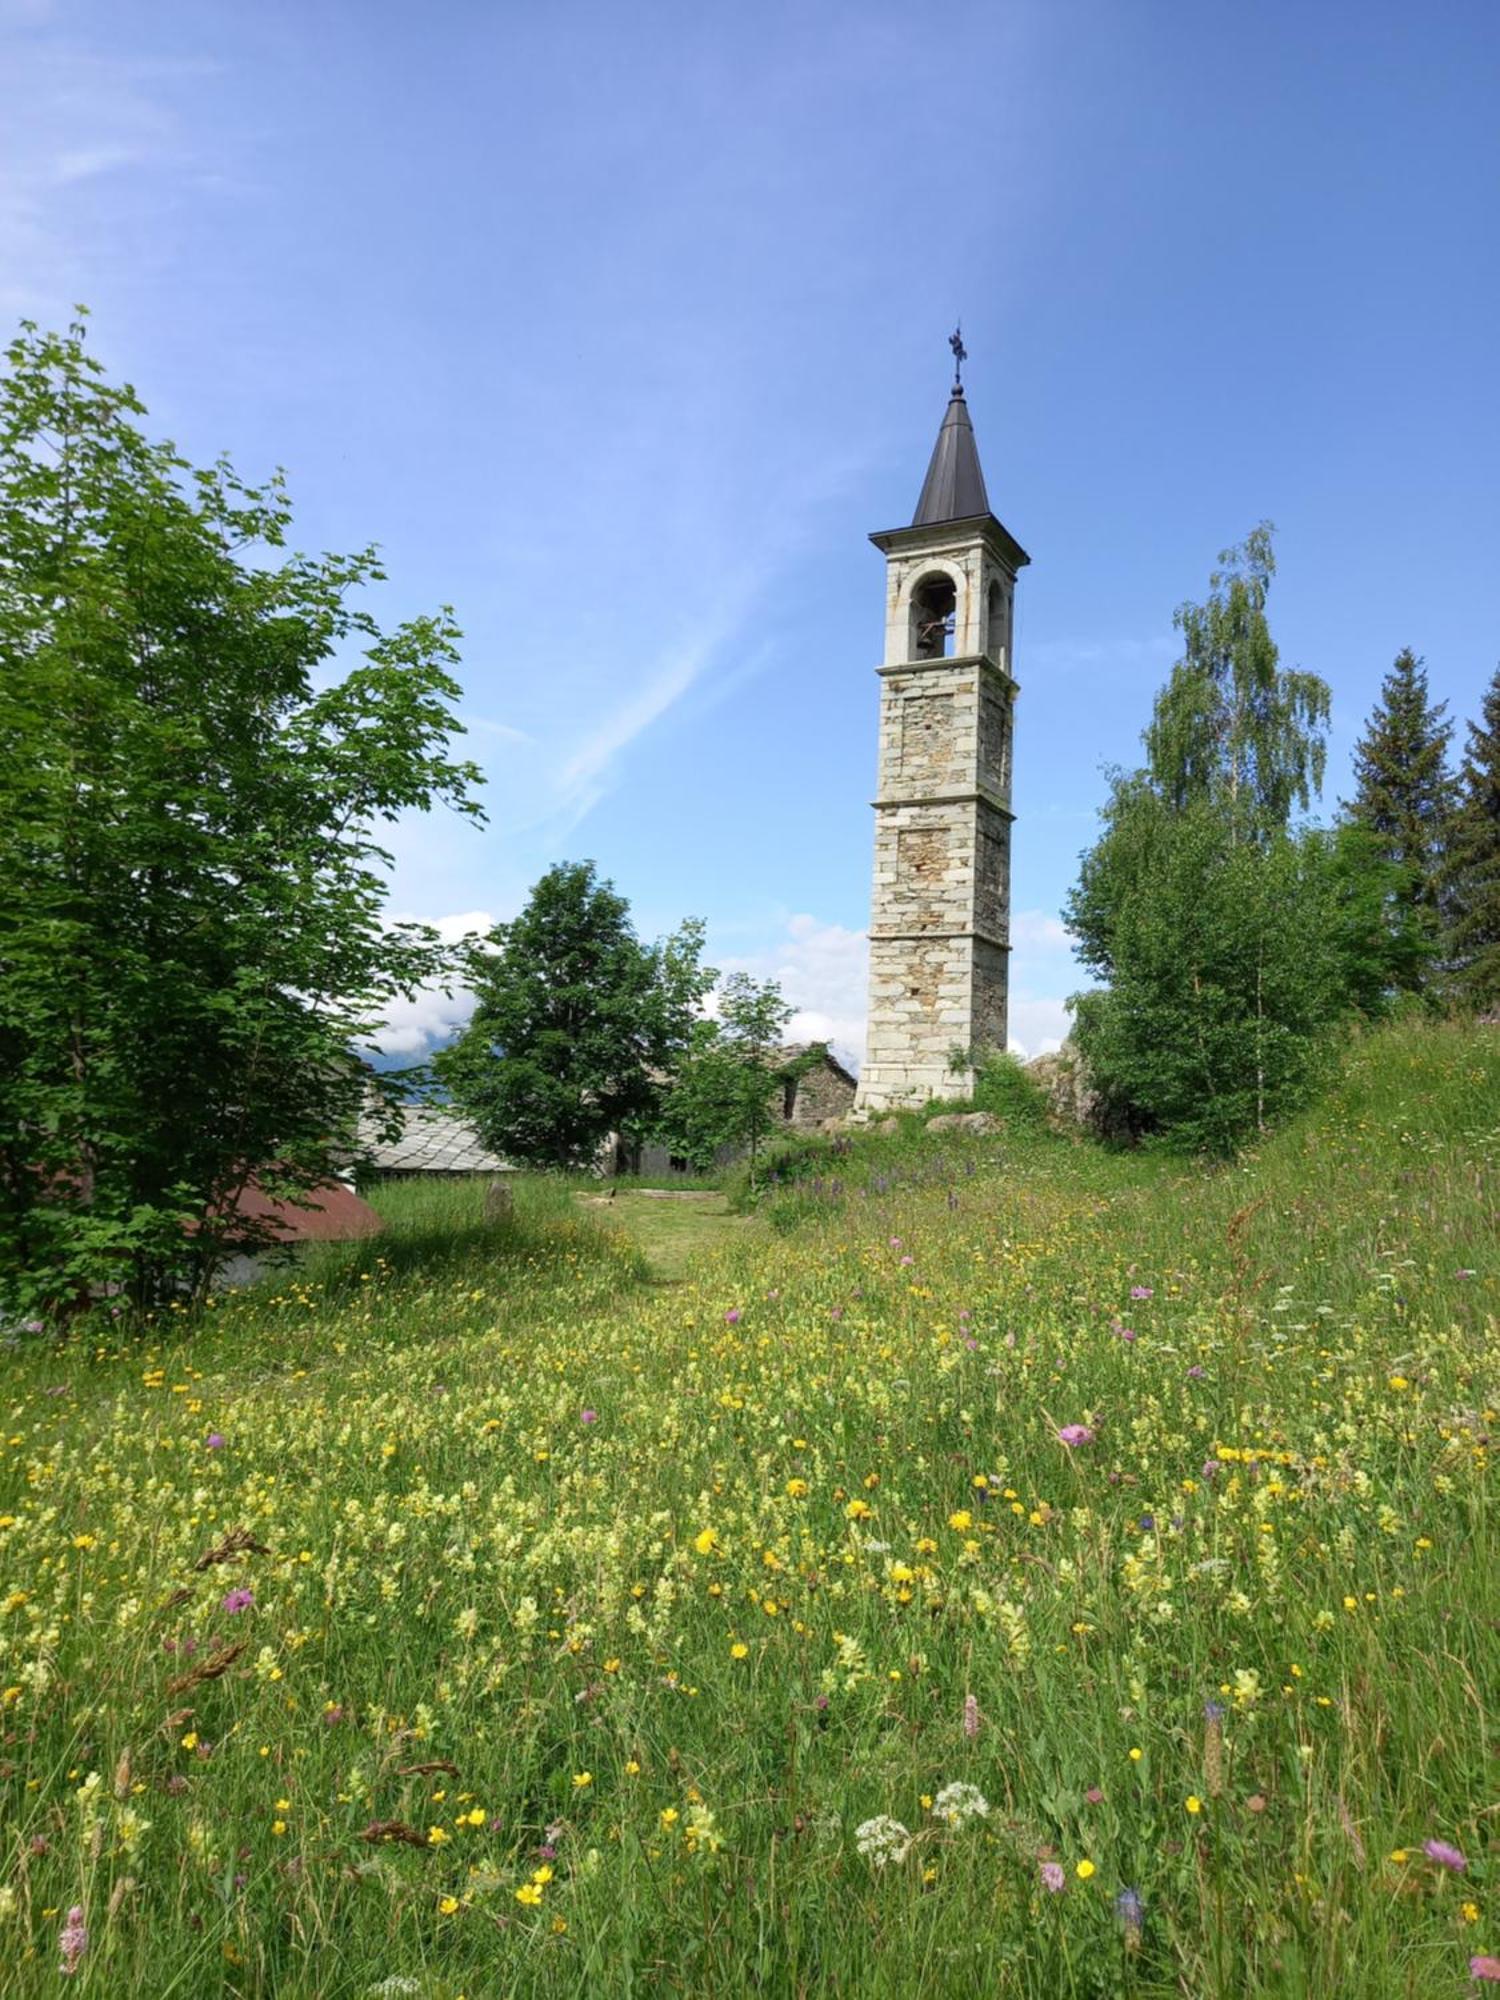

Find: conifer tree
[1444,664,1500,1008]
[1345,649,1456,989]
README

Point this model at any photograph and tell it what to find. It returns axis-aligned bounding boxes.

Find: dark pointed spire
[912,384,990,527]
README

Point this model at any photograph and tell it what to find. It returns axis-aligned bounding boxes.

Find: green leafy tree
[437,863,713,1169]
[1067,527,1404,1150]
[650,976,807,1176]
[1144,523,1330,841]
[1345,648,1456,989]
[0,318,483,1315]
[1444,664,1500,1008]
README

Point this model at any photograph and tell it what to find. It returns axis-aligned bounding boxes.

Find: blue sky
[4,0,1497,1060]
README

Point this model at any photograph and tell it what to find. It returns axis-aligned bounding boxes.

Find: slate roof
[777,1042,858,1089]
[359,1105,511,1175]
[912,386,990,526]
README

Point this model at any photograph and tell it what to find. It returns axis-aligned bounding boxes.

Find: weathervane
[949,324,967,389]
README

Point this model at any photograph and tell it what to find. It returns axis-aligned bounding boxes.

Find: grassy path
[575,1186,761,1279]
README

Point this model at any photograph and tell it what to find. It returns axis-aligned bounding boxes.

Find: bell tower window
[910,572,956,660]
[986,579,1008,668]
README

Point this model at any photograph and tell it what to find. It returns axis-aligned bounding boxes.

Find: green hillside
[1,1020,1496,1997]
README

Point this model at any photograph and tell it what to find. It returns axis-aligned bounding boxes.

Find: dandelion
[1075,1858,1095,1880]
[1039,1860,1065,1893]
[730,1641,749,1659]
[1424,1839,1467,1872]
[58,1906,87,1977]
[930,1781,989,1828]
[1186,1795,1203,1815]
[854,1816,911,1868]
[572,1771,592,1789]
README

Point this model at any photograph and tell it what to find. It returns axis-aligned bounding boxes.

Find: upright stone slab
[854,376,1030,1112]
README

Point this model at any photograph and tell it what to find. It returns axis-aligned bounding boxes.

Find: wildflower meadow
[1,1019,1496,1997]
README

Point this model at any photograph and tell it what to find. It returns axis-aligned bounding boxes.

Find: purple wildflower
[1424,1838,1467,1871]
[1470,1957,1500,1983]
[962,1693,981,1739]
[724,1308,741,1325]
[1039,1860,1065,1893]
[1057,1424,1095,1448]
[1456,1269,1476,1280]
[1115,1886,1145,1946]
[580,1408,598,1425]
[1130,1286,1154,1300]
[221,1587,254,1615]
[58,1906,87,1977]
[205,1432,225,1450]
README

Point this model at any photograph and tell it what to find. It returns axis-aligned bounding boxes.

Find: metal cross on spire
[949,324,967,389]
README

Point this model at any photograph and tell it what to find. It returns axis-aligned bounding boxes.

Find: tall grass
[0,1019,1494,1997]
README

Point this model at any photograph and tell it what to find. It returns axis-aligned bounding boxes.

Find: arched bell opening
[909,572,957,660]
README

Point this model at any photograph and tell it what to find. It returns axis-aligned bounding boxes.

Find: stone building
[625,1044,857,1175]
[854,365,1029,1111]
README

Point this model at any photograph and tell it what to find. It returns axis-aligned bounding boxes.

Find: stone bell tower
[855,347,1030,1112]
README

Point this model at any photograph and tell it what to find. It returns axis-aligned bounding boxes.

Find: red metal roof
[231,1180,384,1243]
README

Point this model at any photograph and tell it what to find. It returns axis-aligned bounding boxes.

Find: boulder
[926,1110,1001,1136]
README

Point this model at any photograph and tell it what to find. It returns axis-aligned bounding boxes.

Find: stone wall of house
[785,1055,857,1128]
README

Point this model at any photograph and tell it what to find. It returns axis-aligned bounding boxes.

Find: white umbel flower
[854,1815,912,1867]
[931,1781,990,1828]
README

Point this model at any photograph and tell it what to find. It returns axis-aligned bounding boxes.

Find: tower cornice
[875,652,1020,695]
[870,514,1030,574]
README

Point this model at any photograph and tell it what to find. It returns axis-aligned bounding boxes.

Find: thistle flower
[1424,1839,1467,1872]
[221,1587,254,1615]
[1057,1425,1095,1448]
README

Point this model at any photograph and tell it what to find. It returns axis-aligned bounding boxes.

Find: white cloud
[717,913,870,1071]
[714,907,1081,1068]
[1010,908,1071,952]
[372,909,494,1057]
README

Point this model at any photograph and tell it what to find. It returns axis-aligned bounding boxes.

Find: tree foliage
[649,974,801,1176]
[1144,524,1330,841]
[1443,663,1500,1008]
[1067,526,1407,1151]
[1344,648,1456,989]
[437,863,713,1170]
[0,319,483,1314]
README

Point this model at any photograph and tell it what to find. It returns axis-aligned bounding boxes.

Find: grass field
[1,1018,1496,1996]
